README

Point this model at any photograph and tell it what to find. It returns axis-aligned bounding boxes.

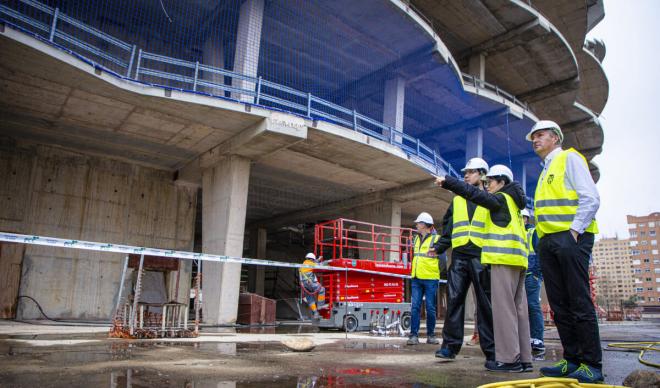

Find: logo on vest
[547,174,555,184]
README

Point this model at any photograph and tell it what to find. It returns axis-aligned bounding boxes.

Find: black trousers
[440,250,494,361]
[538,230,602,369]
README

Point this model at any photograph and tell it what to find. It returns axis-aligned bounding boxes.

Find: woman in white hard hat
[436,165,532,373]
[407,212,443,346]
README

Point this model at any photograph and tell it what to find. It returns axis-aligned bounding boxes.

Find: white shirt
[537,147,600,234]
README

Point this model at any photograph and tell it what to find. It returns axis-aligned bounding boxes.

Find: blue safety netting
[0,0,540,195]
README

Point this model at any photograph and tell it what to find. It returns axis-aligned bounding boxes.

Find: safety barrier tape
[0,232,447,283]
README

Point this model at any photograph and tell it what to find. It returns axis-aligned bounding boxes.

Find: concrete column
[201,155,251,325]
[354,200,402,262]
[513,162,527,193]
[233,0,265,102]
[468,53,486,85]
[383,77,406,143]
[248,228,267,296]
[202,33,225,95]
[465,127,484,164]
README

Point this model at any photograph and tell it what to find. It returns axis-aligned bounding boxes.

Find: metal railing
[0,0,468,177]
[462,73,531,112]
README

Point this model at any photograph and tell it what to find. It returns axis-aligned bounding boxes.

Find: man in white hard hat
[407,212,443,345]
[526,120,602,383]
[299,252,328,320]
[433,158,495,364]
[436,164,532,372]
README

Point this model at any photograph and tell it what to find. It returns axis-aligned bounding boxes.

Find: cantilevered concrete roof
[411,0,607,168]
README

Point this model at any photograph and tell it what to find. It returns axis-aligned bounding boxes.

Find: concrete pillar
[248,227,267,296]
[233,0,265,102]
[468,53,486,84]
[383,76,406,143]
[513,162,527,194]
[465,127,484,164]
[201,155,251,324]
[202,33,225,95]
[354,200,402,262]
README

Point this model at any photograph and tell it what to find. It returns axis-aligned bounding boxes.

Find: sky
[586,0,660,239]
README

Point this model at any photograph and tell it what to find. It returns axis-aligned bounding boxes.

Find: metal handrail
[462,73,530,112]
[1,0,462,178]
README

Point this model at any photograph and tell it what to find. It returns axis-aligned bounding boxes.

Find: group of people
[407,121,603,383]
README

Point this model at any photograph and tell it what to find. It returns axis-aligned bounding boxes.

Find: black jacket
[441,176,527,228]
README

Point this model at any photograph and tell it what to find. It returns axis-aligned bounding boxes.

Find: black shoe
[435,348,456,360]
[521,362,533,373]
[485,360,523,373]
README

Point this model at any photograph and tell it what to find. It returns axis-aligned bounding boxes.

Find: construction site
[0,0,658,387]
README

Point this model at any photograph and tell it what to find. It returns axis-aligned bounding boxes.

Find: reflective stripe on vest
[412,233,440,280]
[526,227,536,255]
[534,148,599,238]
[481,192,528,268]
[451,196,487,248]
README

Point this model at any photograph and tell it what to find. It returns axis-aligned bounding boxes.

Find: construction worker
[527,120,602,383]
[407,212,442,345]
[522,208,545,359]
[299,253,328,320]
[435,165,532,373]
[433,158,495,363]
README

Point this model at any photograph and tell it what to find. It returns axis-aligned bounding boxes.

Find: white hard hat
[305,253,316,260]
[521,208,531,218]
[414,212,434,225]
[526,120,564,142]
[462,157,489,173]
[487,164,514,182]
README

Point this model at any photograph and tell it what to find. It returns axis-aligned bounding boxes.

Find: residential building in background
[627,212,660,306]
[592,237,634,309]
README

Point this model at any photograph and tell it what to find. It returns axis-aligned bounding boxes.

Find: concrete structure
[0,0,608,324]
[627,213,660,306]
[592,237,635,309]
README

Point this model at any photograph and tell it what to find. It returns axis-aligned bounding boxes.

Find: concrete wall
[0,137,197,320]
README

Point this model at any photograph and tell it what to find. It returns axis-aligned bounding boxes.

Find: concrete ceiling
[0,27,453,228]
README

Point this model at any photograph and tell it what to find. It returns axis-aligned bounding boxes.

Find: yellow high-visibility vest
[481,192,528,268]
[526,227,536,255]
[534,148,599,238]
[412,233,441,280]
[299,259,318,282]
[451,196,488,248]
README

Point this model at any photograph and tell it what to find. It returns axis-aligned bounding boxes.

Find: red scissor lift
[312,218,414,332]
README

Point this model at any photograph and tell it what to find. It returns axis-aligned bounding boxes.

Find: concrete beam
[202,155,251,325]
[519,77,580,103]
[560,117,598,133]
[458,19,551,60]
[250,178,438,229]
[200,114,307,169]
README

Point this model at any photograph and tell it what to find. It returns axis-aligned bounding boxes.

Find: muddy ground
[0,321,657,387]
